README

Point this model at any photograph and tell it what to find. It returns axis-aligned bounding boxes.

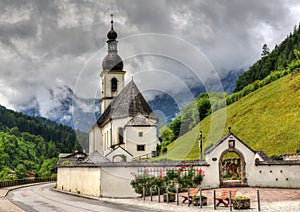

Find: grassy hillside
[159,72,300,161]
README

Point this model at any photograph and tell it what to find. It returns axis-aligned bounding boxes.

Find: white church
[88,15,160,162]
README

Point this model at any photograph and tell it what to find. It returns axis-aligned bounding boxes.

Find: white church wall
[111,118,131,145]
[101,73,125,112]
[102,73,124,99]
[89,125,103,154]
[88,127,95,153]
[57,167,101,197]
[101,122,111,155]
[125,126,159,158]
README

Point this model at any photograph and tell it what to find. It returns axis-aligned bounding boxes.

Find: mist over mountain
[20,72,239,132]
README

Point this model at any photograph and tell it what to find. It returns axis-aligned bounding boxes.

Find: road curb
[0,182,55,198]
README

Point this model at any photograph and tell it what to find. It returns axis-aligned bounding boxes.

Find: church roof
[97,80,157,126]
[125,113,156,126]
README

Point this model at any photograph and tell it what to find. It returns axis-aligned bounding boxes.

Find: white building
[89,15,159,162]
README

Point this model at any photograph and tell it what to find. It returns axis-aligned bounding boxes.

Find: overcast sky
[1,0,300,117]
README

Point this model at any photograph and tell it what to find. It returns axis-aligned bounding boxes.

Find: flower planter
[193,196,207,206]
[163,193,176,202]
[233,198,250,209]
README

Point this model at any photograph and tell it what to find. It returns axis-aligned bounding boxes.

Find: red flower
[159,170,163,178]
[198,168,203,175]
[181,165,187,169]
[177,169,181,173]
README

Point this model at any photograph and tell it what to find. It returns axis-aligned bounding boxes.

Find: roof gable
[125,113,156,127]
[205,132,256,155]
[97,80,157,126]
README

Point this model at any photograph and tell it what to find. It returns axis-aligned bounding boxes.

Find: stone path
[104,187,300,212]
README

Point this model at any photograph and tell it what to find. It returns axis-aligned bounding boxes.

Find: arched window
[118,127,124,144]
[111,78,117,92]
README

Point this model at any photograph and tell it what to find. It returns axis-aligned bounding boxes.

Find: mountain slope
[0,105,82,179]
[160,72,300,160]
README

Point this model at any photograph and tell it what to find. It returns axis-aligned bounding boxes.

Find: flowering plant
[130,166,205,195]
[193,168,205,185]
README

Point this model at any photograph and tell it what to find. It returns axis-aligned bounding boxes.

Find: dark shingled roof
[97,80,157,126]
[85,151,110,164]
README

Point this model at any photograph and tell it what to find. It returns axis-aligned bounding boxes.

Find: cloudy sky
[1,0,300,118]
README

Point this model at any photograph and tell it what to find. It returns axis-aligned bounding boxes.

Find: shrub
[162,147,168,154]
[130,166,205,195]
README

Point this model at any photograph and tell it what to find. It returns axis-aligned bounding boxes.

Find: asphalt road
[7,183,162,212]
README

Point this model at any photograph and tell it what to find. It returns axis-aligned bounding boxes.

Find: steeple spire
[102,14,123,71]
[110,14,114,29]
[107,14,117,41]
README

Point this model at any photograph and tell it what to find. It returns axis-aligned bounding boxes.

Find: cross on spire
[111,14,114,29]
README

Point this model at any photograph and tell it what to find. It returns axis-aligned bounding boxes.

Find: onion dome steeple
[107,14,118,40]
[102,14,124,71]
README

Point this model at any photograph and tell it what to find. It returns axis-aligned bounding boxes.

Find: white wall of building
[101,72,125,112]
[89,125,103,154]
[100,167,140,198]
[247,165,300,188]
[125,125,159,158]
[57,167,101,197]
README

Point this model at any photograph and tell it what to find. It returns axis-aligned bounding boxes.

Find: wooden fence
[0,177,56,188]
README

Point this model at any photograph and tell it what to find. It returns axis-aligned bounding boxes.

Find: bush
[130,166,205,195]
[270,154,283,160]
[162,147,168,154]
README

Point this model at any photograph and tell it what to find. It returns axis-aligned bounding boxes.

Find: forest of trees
[235,23,300,92]
[0,105,81,180]
[159,92,226,150]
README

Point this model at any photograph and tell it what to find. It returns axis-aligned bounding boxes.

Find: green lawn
[158,72,300,161]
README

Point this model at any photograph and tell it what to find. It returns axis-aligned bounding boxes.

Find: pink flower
[181,165,187,169]
[177,169,181,173]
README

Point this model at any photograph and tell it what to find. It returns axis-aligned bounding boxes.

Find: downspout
[110,119,113,148]
[99,168,101,197]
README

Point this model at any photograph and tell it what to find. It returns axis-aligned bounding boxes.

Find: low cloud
[0,0,299,118]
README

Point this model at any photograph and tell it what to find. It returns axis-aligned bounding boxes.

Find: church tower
[100,14,125,113]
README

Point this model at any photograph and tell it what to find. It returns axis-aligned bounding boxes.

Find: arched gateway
[219,148,247,187]
[205,132,259,188]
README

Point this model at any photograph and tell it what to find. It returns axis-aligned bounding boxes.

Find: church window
[139,132,143,137]
[111,78,117,92]
[118,128,124,144]
[137,145,145,151]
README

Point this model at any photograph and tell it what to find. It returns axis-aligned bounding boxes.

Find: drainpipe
[110,119,113,148]
[99,168,101,197]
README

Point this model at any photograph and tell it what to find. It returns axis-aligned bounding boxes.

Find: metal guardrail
[0,177,56,188]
